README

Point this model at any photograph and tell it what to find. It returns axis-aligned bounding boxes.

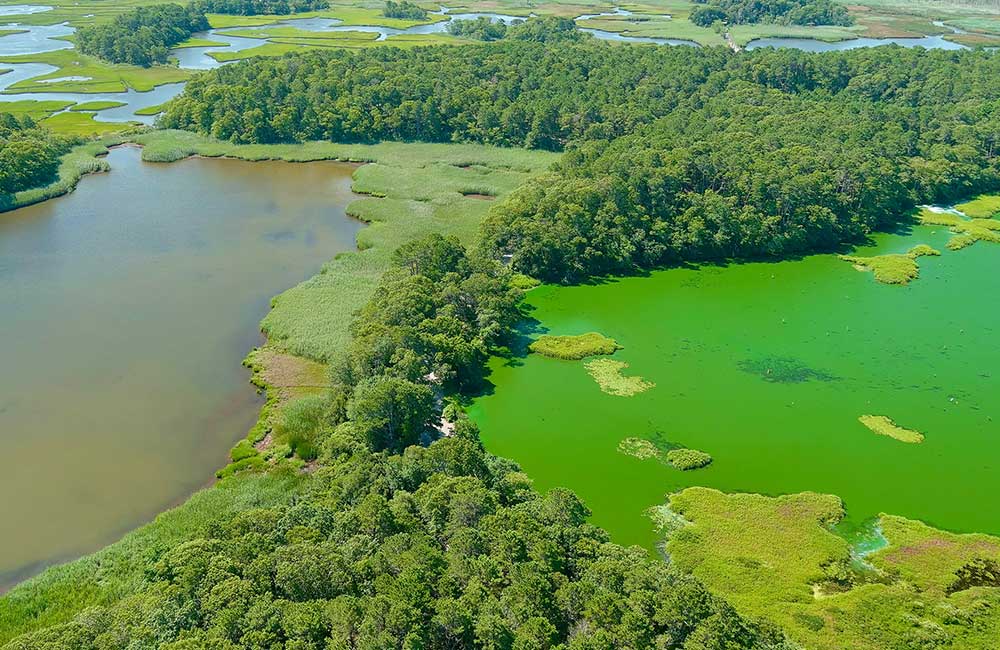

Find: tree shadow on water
[461,305,545,401]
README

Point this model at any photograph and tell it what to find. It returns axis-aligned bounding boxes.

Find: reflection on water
[747,34,967,51]
[0,146,363,588]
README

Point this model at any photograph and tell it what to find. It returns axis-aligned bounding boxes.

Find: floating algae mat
[470,224,1000,549]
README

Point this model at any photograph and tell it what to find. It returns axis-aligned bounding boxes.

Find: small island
[529,332,622,360]
[585,359,654,396]
[839,244,940,285]
[667,448,714,470]
[859,415,925,444]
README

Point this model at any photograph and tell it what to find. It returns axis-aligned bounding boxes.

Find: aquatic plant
[584,359,654,396]
[919,209,1000,250]
[954,194,1000,219]
[667,448,713,470]
[858,415,924,444]
[529,332,622,360]
[737,356,837,383]
[617,436,661,460]
[838,244,940,285]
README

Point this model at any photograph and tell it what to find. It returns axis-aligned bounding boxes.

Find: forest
[76,3,209,66]
[161,41,1000,282]
[689,0,852,27]
[1,234,790,650]
[0,114,71,197]
[193,0,329,15]
[382,1,427,20]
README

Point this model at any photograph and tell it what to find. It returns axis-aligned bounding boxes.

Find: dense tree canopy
[689,0,852,27]
[194,0,328,16]
[447,16,511,41]
[77,3,209,66]
[0,113,70,197]
[382,0,427,20]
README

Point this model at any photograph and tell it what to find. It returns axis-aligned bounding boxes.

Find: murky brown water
[0,146,361,587]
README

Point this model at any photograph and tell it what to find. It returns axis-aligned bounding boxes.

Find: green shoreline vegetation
[858,414,925,443]
[528,332,622,360]
[919,207,1000,250]
[838,243,941,285]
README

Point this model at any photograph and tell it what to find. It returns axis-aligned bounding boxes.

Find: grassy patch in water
[737,356,837,383]
[617,436,661,460]
[839,244,940,285]
[584,358,654,396]
[666,448,713,470]
[0,49,190,93]
[858,414,925,443]
[955,193,1000,219]
[69,100,125,111]
[529,332,621,360]
[134,102,168,116]
[918,208,1000,250]
[0,99,74,120]
[665,487,1000,650]
[40,111,136,137]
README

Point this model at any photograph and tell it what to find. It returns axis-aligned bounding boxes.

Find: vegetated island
[528,332,622,359]
[585,358,654,397]
[667,448,714,470]
[839,244,941,285]
[919,209,1000,251]
[859,414,925,444]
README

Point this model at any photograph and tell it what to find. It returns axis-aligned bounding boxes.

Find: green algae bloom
[585,358,654,396]
[839,244,940,285]
[667,448,713,470]
[859,415,924,444]
[529,332,622,360]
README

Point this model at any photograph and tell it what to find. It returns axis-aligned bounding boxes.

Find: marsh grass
[919,208,1000,250]
[839,244,940,285]
[68,100,126,111]
[529,332,622,360]
[858,414,924,443]
[3,139,114,212]
[0,49,190,93]
[666,448,712,470]
[617,436,660,460]
[954,193,1000,219]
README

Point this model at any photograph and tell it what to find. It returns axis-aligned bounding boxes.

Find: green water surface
[470,226,1000,549]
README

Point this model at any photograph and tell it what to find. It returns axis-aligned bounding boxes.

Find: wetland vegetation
[5,1,1000,648]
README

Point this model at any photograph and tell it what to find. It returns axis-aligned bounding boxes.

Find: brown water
[0,146,361,587]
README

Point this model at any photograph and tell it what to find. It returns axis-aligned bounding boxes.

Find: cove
[0,146,361,588]
[469,225,1000,549]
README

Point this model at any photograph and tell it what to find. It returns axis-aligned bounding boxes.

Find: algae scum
[470,213,1000,549]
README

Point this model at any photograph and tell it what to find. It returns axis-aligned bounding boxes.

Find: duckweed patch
[919,209,1000,250]
[584,359,654,397]
[529,332,622,360]
[737,356,837,383]
[667,448,713,470]
[859,415,924,444]
[617,436,660,460]
[839,244,940,285]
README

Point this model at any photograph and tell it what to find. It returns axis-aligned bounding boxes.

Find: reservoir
[0,146,361,587]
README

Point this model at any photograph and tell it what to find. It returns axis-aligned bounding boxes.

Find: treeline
[480,47,1000,281]
[447,16,585,42]
[160,39,726,148]
[76,3,209,66]
[1,235,791,650]
[194,0,328,15]
[0,114,70,197]
[690,0,852,27]
[447,16,511,41]
[383,0,426,20]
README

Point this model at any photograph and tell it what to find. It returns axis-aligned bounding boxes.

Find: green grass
[0,49,191,93]
[918,208,1000,250]
[133,101,168,116]
[0,471,302,645]
[955,193,1000,218]
[583,358,654,396]
[666,447,712,470]
[0,29,28,38]
[40,111,137,136]
[68,100,126,111]
[220,27,380,41]
[665,487,1000,650]
[528,332,621,359]
[858,414,924,443]
[206,6,446,29]
[0,99,74,120]
[130,130,556,362]
[839,244,941,285]
[172,36,228,48]
[728,23,862,45]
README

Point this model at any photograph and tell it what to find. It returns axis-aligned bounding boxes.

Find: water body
[746,34,967,51]
[0,146,362,587]
[470,226,1000,550]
